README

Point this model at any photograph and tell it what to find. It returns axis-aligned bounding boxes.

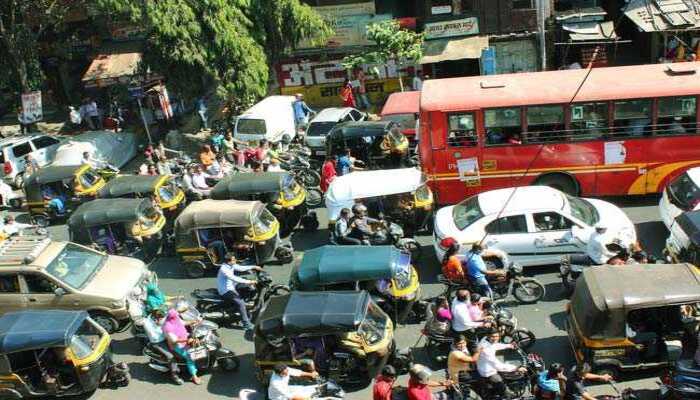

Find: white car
[305,107,365,157]
[0,134,62,187]
[433,186,637,267]
[659,167,700,229]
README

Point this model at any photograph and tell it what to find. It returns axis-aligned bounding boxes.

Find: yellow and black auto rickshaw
[68,198,166,262]
[326,120,407,170]
[566,263,700,380]
[0,310,129,399]
[24,165,108,227]
[210,171,306,238]
[174,199,294,278]
[254,290,395,386]
[98,175,185,225]
[290,245,420,324]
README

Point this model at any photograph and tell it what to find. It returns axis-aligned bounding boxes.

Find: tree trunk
[397,62,404,92]
[15,56,30,93]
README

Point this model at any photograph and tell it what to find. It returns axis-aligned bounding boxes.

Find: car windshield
[382,114,416,130]
[46,244,106,289]
[307,122,337,137]
[359,302,387,346]
[282,175,300,201]
[668,172,700,211]
[236,118,266,136]
[70,319,103,359]
[253,208,276,236]
[158,183,177,203]
[566,195,599,226]
[453,195,484,230]
[78,170,101,189]
[392,252,412,290]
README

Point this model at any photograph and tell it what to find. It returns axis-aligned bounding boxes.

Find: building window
[447,113,477,147]
[513,0,535,9]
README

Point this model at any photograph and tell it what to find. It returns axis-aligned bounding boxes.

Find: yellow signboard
[280,78,403,108]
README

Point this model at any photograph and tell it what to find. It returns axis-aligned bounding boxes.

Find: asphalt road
[34,194,668,400]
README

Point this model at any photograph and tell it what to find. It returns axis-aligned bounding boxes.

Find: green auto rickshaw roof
[68,198,152,229]
[210,171,292,199]
[256,291,370,339]
[0,310,88,354]
[294,245,400,289]
[24,165,84,186]
[98,175,164,198]
[327,120,395,140]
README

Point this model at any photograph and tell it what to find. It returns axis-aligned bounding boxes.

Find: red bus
[380,90,420,146]
[418,62,700,205]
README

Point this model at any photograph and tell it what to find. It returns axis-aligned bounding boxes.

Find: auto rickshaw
[254,290,394,386]
[326,120,407,170]
[24,164,109,227]
[566,263,700,380]
[68,198,166,261]
[290,245,420,324]
[98,175,185,225]
[0,310,129,399]
[174,199,294,278]
[664,209,700,265]
[325,168,434,237]
[210,171,306,238]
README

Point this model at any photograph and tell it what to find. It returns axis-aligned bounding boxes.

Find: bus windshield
[566,195,599,226]
[453,196,484,230]
[667,172,700,211]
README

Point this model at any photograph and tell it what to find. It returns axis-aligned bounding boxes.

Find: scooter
[659,359,700,400]
[239,379,345,400]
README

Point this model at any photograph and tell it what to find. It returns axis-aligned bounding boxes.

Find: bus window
[484,108,522,146]
[526,105,564,142]
[613,99,652,137]
[570,102,608,140]
[447,113,477,147]
[657,96,697,135]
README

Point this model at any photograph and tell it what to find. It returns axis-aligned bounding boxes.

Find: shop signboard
[299,13,391,48]
[424,17,479,39]
[431,5,452,15]
[21,91,42,123]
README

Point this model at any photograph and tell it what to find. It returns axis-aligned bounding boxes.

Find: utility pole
[537,0,548,71]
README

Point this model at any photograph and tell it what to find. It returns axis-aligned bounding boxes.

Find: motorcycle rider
[476,329,527,399]
[465,243,506,299]
[349,203,382,245]
[536,363,566,400]
[563,363,612,400]
[333,208,362,245]
[142,308,183,385]
[448,335,480,388]
[373,365,397,400]
[268,363,319,400]
[216,253,263,331]
[586,223,616,265]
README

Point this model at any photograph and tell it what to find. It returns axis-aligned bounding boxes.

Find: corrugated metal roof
[625,0,700,32]
[82,52,142,86]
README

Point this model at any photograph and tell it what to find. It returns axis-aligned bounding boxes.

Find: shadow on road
[206,353,259,397]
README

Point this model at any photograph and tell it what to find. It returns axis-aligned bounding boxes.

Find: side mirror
[54,287,66,297]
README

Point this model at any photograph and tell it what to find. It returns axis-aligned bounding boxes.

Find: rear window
[236,119,266,136]
[307,121,337,137]
[12,142,32,158]
[32,136,59,149]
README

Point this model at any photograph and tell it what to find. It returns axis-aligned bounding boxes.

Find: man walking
[292,94,314,129]
[216,253,262,331]
[196,96,209,131]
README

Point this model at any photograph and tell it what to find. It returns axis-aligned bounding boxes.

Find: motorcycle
[279,152,321,188]
[659,360,700,400]
[192,270,290,326]
[239,379,345,400]
[560,242,626,297]
[367,219,422,260]
[488,261,546,305]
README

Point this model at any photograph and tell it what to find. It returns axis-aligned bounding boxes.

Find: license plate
[316,150,326,156]
[188,347,207,360]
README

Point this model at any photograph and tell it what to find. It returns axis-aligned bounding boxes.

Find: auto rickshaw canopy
[98,175,166,198]
[24,164,87,199]
[571,263,700,339]
[257,291,371,339]
[674,210,700,247]
[293,245,406,290]
[0,310,88,354]
[325,168,426,220]
[210,172,293,199]
[68,198,155,230]
[327,121,396,142]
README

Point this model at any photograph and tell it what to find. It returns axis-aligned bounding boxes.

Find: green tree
[343,20,423,91]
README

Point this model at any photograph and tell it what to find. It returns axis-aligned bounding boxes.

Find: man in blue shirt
[292,94,314,128]
[464,243,505,299]
[336,148,363,176]
[216,253,263,331]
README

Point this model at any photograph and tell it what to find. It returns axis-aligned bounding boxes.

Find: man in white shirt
[268,363,319,400]
[2,215,35,236]
[477,330,526,398]
[451,289,489,334]
[191,165,213,196]
[216,253,262,331]
[81,151,109,170]
[586,223,615,264]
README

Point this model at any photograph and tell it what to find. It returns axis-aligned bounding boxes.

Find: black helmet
[381,365,397,378]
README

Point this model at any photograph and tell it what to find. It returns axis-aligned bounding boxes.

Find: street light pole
[537,0,547,71]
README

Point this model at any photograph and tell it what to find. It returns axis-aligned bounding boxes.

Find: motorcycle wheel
[218,356,240,372]
[304,187,323,208]
[502,328,536,350]
[298,169,321,187]
[513,279,545,304]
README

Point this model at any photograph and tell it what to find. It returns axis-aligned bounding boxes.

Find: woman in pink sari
[163,309,202,384]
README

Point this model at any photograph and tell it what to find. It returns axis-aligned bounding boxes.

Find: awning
[82,52,142,88]
[624,0,700,33]
[420,35,489,64]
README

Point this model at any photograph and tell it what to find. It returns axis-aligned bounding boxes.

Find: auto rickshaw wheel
[185,260,207,279]
[89,311,119,333]
[275,246,294,264]
[31,213,50,228]
[217,356,240,372]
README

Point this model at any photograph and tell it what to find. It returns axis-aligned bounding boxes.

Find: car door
[31,136,61,166]
[19,273,76,311]
[482,214,539,266]
[531,211,583,265]
[0,273,26,314]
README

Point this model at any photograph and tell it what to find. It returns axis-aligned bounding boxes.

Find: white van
[234,95,296,143]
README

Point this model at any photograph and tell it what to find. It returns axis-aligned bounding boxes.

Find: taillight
[3,162,11,175]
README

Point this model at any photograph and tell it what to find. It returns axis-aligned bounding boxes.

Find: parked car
[0,134,61,188]
[0,234,152,333]
[52,130,139,169]
[433,186,637,267]
[234,95,296,143]
[305,107,365,158]
[659,167,700,229]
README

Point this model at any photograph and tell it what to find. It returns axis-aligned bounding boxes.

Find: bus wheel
[534,173,579,196]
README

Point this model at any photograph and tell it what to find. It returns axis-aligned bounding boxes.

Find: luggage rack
[0,235,52,265]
